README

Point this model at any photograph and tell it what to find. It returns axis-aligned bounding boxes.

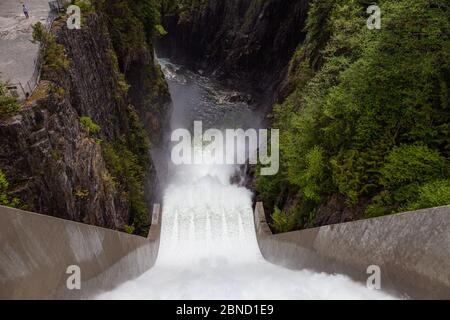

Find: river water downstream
[97,59,393,299]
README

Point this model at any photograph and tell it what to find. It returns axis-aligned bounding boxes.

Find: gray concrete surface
[254,202,450,299]
[0,204,161,299]
[0,0,51,88]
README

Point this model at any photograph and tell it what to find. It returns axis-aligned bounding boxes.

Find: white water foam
[97,154,394,300]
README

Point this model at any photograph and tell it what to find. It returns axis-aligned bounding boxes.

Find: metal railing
[19,6,60,99]
[49,0,67,13]
[5,1,72,100]
[5,83,26,99]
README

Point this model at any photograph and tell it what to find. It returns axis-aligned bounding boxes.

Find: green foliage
[155,24,168,37]
[298,147,327,202]
[364,190,392,218]
[93,0,170,125]
[0,170,11,205]
[94,0,162,62]
[255,170,286,217]
[136,0,162,40]
[102,107,150,236]
[88,0,164,235]
[126,105,151,167]
[302,0,336,70]
[381,144,446,190]
[0,170,20,208]
[256,0,450,232]
[403,180,450,212]
[79,116,101,135]
[161,0,208,24]
[331,146,385,205]
[364,144,448,217]
[0,82,19,118]
[74,0,94,13]
[72,0,95,26]
[32,22,70,75]
[106,48,130,95]
[271,206,294,233]
[123,224,136,234]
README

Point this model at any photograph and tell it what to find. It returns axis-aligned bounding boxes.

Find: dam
[96,153,391,299]
[1,0,450,301]
[97,59,392,299]
[1,56,450,301]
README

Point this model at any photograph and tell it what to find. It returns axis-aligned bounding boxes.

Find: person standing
[23,4,29,19]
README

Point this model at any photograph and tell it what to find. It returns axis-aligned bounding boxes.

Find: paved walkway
[0,0,51,89]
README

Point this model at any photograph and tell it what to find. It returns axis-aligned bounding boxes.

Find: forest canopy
[256,0,450,232]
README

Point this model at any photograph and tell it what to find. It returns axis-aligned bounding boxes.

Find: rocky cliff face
[158,0,309,93]
[158,0,311,228]
[0,14,170,232]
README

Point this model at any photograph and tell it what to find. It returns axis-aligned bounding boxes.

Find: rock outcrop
[158,0,309,92]
[0,14,170,231]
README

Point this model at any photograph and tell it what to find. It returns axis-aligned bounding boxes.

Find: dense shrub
[0,170,20,208]
[403,180,450,212]
[32,22,70,75]
[381,144,446,190]
[102,107,151,235]
[74,0,94,13]
[0,82,19,117]
[79,116,101,135]
[271,206,294,233]
[256,0,450,231]
[93,0,163,60]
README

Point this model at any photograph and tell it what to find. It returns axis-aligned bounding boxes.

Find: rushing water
[97,59,393,300]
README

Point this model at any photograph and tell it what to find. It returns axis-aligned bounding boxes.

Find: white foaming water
[97,153,394,300]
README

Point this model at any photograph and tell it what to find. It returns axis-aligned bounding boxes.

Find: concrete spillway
[96,151,392,299]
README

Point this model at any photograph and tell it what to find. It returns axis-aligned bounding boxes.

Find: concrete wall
[254,202,450,299]
[0,204,161,299]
